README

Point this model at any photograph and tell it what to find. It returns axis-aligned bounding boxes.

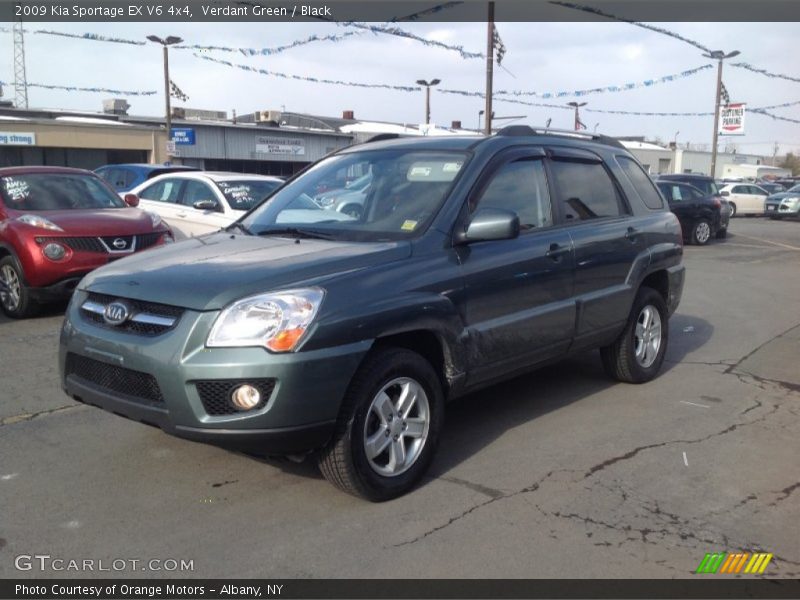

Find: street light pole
[703,49,740,179]
[147,34,183,158]
[484,1,495,135]
[416,79,440,126]
[567,101,587,131]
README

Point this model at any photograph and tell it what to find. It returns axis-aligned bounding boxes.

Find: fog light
[231,384,261,410]
[43,242,66,260]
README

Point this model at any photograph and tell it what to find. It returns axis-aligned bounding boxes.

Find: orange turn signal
[266,327,306,352]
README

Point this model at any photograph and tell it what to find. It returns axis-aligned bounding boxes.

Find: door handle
[625,227,639,241]
[545,243,569,261]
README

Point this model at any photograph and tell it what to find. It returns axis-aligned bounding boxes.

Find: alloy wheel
[634,305,662,368]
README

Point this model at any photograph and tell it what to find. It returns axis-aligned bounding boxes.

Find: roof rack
[495,125,625,150]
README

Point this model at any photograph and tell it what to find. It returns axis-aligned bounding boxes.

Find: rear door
[458,148,576,383]
[547,147,648,346]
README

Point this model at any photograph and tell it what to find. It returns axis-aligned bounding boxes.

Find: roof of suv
[342,126,627,154]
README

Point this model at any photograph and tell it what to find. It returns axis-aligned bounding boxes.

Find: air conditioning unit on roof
[258,110,282,123]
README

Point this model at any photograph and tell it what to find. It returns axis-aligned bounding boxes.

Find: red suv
[0,166,173,318]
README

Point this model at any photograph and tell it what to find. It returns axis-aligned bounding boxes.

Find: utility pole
[147,35,184,157]
[703,49,740,179]
[484,1,494,135]
[567,101,587,131]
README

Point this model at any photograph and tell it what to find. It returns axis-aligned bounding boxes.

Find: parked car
[717,183,770,216]
[315,172,372,217]
[0,166,173,318]
[765,184,800,219]
[127,171,285,239]
[656,173,732,222]
[94,163,200,193]
[59,126,685,500]
[756,181,786,195]
[655,181,728,244]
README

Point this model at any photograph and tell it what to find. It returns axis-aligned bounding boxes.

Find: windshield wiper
[256,227,337,240]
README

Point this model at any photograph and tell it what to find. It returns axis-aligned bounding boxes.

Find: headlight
[207,288,324,352]
[316,196,336,208]
[145,211,162,228]
[17,214,63,231]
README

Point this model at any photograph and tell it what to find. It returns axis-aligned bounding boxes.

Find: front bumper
[59,290,371,454]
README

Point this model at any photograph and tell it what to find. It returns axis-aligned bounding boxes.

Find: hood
[10,207,157,236]
[80,232,411,310]
[767,191,800,202]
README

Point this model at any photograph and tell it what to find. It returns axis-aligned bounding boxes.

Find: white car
[718,183,770,217]
[126,171,285,238]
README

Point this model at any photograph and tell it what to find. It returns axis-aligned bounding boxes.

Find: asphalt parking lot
[1,218,798,579]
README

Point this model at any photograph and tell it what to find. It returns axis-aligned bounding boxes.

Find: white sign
[255,136,305,156]
[0,132,36,145]
[165,140,177,155]
[719,103,746,136]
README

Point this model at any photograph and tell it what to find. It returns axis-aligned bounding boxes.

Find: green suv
[59,127,685,501]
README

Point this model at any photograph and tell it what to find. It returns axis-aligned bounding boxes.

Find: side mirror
[456,208,520,245]
[123,193,139,207]
[720,191,730,197]
[193,200,218,211]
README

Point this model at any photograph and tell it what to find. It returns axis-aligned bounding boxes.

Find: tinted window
[617,156,663,209]
[139,179,182,203]
[474,159,552,230]
[687,179,718,196]
[550,160,625,220]
[732,185,749,194]
[0,173,124,211]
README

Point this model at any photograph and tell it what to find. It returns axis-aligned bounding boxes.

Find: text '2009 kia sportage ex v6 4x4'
[60,127,685,501]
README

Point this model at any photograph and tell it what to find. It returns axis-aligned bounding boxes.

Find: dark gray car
[60,127,685,501]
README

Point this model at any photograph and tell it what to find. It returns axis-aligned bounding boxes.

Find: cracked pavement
[1,219,798,579]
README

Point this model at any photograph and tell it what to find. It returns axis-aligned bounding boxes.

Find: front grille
[81,292,184,336]
[65,352,163,404]
[137,231,164,250]
[195,379,277,416]
[39,236,106,253]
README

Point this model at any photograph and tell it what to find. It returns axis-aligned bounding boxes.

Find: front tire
[690,219,712,245]
[318,347,444,501]
[729,202,737,217]
[601,286,668,384]
[0,256,39,318]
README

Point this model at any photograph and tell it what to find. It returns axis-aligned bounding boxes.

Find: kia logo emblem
[103,301,131,326]
[112,238,128,249]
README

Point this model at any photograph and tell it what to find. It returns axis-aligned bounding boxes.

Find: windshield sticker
[401,219,418,231]
[3,178,30,202]
[409,166,432,178]
[443,162,463,173]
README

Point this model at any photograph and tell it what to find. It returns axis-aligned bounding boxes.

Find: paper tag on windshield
[401,220,418,231]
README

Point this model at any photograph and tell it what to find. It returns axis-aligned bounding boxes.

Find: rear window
[0,173,125,211]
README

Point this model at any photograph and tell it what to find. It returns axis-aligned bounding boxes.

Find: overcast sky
[2,18,798,156]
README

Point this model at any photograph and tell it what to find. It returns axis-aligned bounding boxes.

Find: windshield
[688,179,719,196]
[241,149,468,241]
[0,173,125,211]
[215,179,283,211]
[788,184,800,194]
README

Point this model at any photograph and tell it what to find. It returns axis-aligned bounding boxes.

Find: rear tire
[318,347,444,501]
[601,286,668,384]
[729,202,737,217]
[690,219,712,245]
[0,256,39,319]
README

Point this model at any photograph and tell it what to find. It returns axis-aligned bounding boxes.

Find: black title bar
[2,0,799,22]
[4,579,800,599]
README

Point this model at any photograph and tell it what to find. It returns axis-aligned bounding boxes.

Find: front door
[458,149,576,384]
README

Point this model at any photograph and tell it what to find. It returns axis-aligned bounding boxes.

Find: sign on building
[171,128,196,145]
[719,103,746,136]
[0,132,36,145]
[256,136,305,156]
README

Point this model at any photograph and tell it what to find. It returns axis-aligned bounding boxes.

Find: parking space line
[731,234,800,251]
[683,452,689,467]
[680,400,710,409]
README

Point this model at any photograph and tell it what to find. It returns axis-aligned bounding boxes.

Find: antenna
[13,18,28,108]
